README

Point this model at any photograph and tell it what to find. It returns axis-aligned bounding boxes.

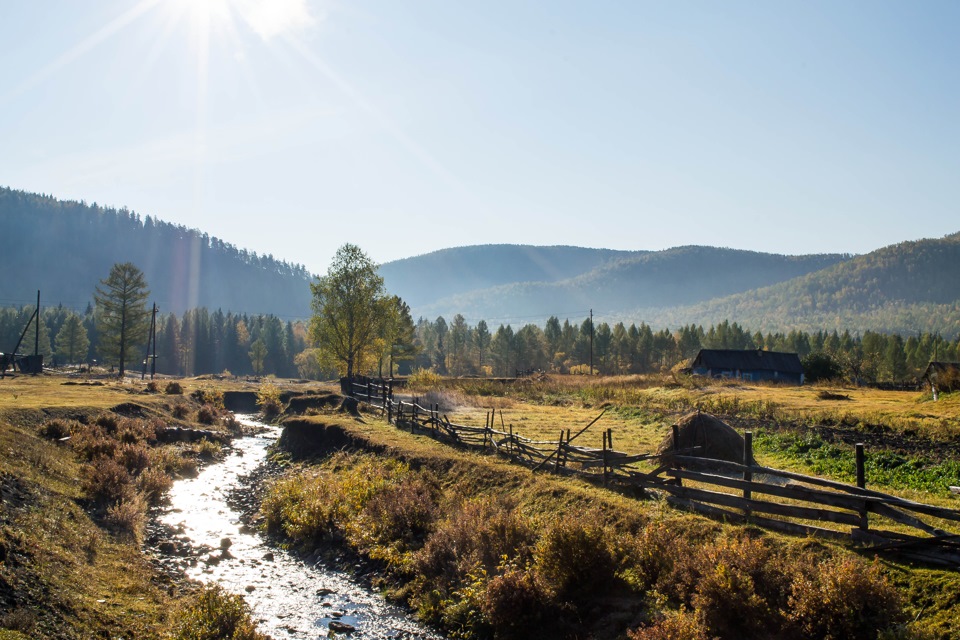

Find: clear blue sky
[2,1,958,275]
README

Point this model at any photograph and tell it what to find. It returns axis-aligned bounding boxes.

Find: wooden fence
[340,378,960,567]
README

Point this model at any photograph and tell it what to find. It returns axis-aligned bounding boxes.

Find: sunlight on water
[158,415,442,639]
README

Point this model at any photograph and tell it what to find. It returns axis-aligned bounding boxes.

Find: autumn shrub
[116,442,151,475]
[106,491,148,543]
[39,418,76,440]
[83,457,133,503]
[95,413,120,433]
[172,584,268,640]
[137,466,173,505]
[145,380,160,393]
[786,556,905,640]
[481,566,562,640]
[256,383,283,419]
[628,609,710,640]
[414,496,536,596]
[165,380,184,395]
[617,521,682,592]
[197,405,218,425]
[194,438,221,460]
[533,515,617,601]
[72,426,118,461]
[192,388,224,410]
[687,535,788,638]
[262,469,341,543]
[407,368,444,390]
[171,403,189,419]
[117,417,159,444]
[347,473,440,566]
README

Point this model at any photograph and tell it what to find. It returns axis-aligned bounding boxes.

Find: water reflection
[158,415,442,639]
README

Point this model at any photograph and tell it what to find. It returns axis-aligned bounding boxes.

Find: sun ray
[0,0,163,107]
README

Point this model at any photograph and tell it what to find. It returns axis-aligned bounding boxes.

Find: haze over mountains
[2,187,959,338]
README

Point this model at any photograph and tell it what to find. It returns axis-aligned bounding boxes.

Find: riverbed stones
[328,620,356,634]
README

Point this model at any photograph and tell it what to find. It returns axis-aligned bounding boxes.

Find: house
[690,349,804,384]
[922,362,960,395]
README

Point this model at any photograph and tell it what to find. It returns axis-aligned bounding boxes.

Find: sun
[165,0,314,43]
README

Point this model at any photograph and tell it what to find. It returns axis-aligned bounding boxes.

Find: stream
[153,415,443,639]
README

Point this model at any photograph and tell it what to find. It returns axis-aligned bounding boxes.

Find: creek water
[155,415,443,639]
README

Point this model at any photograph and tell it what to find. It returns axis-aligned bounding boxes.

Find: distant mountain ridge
[0,187,312,317]
[3,187,959,337]
[386,245,850,323]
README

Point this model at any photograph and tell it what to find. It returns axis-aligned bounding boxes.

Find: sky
[1,1,958,275]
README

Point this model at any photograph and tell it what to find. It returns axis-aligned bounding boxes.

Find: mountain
[384,245,850,323]
[639,233,960,337]
[378,245,640,309]
[0,187,312,317]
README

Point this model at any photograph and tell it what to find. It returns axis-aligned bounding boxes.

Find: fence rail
[339,377,960,567]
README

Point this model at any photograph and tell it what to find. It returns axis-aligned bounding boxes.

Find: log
[664,496,849,541]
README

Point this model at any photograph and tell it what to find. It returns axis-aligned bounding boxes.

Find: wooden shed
[690,349,804,384]
[922,361,960,394]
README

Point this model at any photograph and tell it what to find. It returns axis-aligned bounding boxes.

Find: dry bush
[71,426,118,461]
[533,516,617,601]
[172,584,268,640]
[481,567,562,640]
[194,438,220,460]
[171,403,190,419]
[256,383,284,419]
[406,368,444,390]
[165,380,184,395]
[115,443,149,475]
[145,380,160,393]
[83,457,133,503]
[137,466,173,505]
[628,609,710,640]
[191,388,224,410]
[617,521,682,592]
[787,556,905,640]
[95,413,120,433]
[414,496,536,594]
[106,491,148,543]
[350,474,440,558]
[117,418,160,444]
[196,405,217,425]
[39,418,76,440]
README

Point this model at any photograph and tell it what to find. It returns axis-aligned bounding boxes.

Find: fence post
[602,430,609,486]
[856,443,868,530]
[672,424,681,487]
[564,428,571,468]
[743,431,753,504]
[554,430,564,473]
[367,381,372,404]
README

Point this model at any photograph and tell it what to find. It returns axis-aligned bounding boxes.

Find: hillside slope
[641,233,960,336]
[0,187,312,317]
[409,246,849,323]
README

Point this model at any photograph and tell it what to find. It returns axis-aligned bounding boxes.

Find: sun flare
[167,0,314,42]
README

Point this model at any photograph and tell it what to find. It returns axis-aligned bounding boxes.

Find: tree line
[407,315,959,384]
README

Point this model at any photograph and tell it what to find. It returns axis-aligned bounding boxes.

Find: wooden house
[690,349,804,384]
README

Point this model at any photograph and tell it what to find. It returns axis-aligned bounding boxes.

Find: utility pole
[589,308,594,375]
[141,303,158,380]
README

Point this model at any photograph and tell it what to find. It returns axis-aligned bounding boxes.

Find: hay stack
[657,411,744,465]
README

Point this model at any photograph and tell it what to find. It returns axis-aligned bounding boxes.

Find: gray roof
[692,349,804,374]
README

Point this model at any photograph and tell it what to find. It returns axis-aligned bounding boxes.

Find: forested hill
[400,246,850,323]
[641,233,960,337]
[378,244,640,308]
[0,187,312,317]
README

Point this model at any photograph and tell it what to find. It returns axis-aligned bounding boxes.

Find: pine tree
[55,313,90,365]
[94,263,150,376]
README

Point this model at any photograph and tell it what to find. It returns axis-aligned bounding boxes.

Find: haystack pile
[657,411,744,465]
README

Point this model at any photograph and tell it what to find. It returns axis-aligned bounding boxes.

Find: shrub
[407,368,443,390]
[137,466,173,505]
[348,474,440,564]
[83,457,133,503]
[39,418,75,440]
[533,516,617,601]
[116,443,151,474]
[106,491,147,543]
[787,556,906,640]
[145,380,160,393]
[171,403,189,419]
[165,381,184,395]
[173,584,268,640]
[197,405,218,425]
[95,413,120,433]
[192,388,224,410]
[628,609,710,640]
[414,496,536,595]
[481,567,561,640]
[117,418,159,444]
[71,426,118,461]
[256,383,283,419]
[194,438,220,460]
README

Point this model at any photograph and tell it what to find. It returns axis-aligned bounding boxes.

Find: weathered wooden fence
[340,378,960,566]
